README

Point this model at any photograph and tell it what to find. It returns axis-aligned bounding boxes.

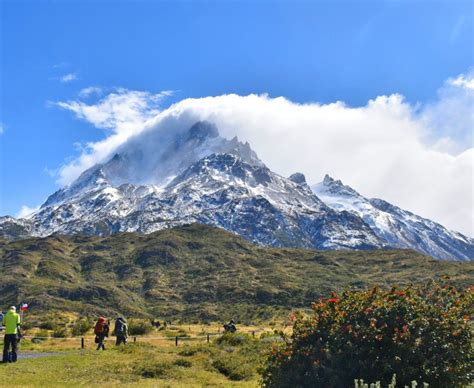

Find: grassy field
[0,326,275,387]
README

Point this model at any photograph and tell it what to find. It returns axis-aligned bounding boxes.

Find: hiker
[223,320,237,333]
[2,306,21,363]
[94,316,110,350]
[0,311,4,331]
[113,317,128,346]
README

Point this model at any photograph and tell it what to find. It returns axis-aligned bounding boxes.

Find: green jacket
[2,310,21,335]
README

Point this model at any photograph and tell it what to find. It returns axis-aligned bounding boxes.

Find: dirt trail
[17,352,63,360]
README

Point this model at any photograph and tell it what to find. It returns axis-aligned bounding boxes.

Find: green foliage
[216,332,252,346]
[261,281,473,387]
[33,329,49,340]
[0,224,472,320]
[127,319,153,335]
[52,327,68,338]
[173,358,192,368]
[39,320,56,330]
[134,361,172,378]
[71,319,91,336]
[20,321,33,330]
[178,347,199,357]
[212,355,254,381]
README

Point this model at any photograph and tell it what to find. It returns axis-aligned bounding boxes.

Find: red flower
[328,298,339,304]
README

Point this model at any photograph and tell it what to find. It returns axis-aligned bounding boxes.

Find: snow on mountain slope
[312,175,474,261]
[1,121,472,261]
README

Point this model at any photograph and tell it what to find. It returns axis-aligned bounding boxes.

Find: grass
[0,224,472,321]
[0,330,269,387]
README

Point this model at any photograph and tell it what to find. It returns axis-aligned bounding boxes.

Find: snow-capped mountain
[312,175,474,261]
[1,121,472,261]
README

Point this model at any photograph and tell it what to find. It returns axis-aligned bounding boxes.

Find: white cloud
[54,88,173,184]
[448,72,474,90]
[421,69,473,154]
[59,73,78,83]
[16,205,40,219]
[78,86,103,98]
[53,77,473,236]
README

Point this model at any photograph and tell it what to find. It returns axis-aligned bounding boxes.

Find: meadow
[0,323,277,387]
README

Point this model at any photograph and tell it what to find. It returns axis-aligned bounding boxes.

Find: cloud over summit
[53,75,474,237]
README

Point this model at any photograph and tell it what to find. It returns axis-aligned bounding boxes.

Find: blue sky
[0,0,473,233]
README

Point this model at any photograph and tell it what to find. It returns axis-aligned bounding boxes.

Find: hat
[10,306,16,311]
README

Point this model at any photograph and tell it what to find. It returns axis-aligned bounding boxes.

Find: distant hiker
[2,306,21,363]
[0,311,4,330]
[113,317,128,346]
[223,320,237,333]
[151,319,161,328]
[94,316,110,350]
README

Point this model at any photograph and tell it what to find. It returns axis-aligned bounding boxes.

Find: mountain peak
[289,172,307,185]
[323,174,343,187]
[186,121,219,141]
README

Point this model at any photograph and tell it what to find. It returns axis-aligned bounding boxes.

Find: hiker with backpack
[94,316,110,350]
[2,306,21,363]
[113,317,128,346]
[223,319,237,333]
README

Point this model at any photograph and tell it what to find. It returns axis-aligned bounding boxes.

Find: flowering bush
[261,281,473,387]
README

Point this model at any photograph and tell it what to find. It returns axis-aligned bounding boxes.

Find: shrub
[128,319,153,335]
[20,321,33,330]
[71,319,91,336]
[39,320,56,330]
[261,281,473,387]
[173,358,192,368]
[212,354,254,381]
[52,327,68,338]
[135,361,172,378]
[33,329,49,341]
[216,332,252,347]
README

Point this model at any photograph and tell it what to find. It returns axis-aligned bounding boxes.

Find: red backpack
[94,317,107,335]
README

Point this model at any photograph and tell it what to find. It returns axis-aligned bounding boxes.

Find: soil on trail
[17,352,63,360]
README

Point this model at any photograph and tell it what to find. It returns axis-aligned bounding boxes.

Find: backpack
[94,317,107,335]
[115,319,125,336]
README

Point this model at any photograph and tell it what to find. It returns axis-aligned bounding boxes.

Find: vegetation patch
[134,361,173,379]
[262,281,473,387]
[211,354,254,381]
[173,358,192,368]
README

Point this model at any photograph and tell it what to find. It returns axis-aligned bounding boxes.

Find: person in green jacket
[2,306,21,363]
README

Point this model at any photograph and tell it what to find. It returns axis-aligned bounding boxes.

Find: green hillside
[0,224,472,321]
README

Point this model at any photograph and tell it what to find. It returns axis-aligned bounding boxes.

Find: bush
[33,329,49,341]
[212,354,254,381]
[216,332,252,347]
[71,319,91,336]
[173,358,192,368]
[20,321,33,330]
[128,319,153,335]
[52,327,68,338]
[261,281,473,387]
[135,361,172,378]
[39,320,56,330]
